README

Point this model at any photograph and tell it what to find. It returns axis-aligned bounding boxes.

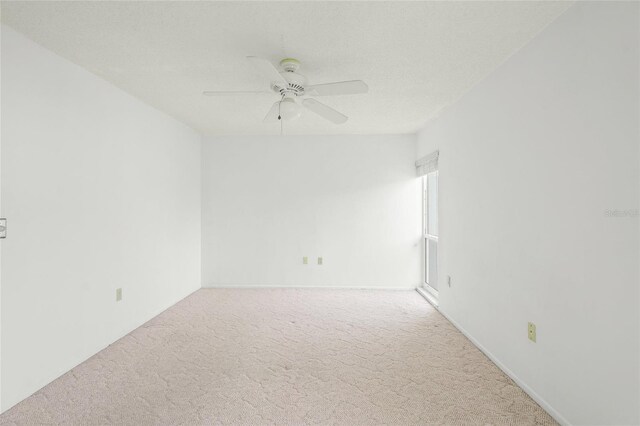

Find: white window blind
[415,151,439,176]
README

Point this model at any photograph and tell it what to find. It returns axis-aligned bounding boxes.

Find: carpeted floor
[0,289,555,425]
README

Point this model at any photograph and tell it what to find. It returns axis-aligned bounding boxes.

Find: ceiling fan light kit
[203,57,368,126]
[277,97,302,121]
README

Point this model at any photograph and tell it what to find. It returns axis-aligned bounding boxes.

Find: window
[423,171,439,296]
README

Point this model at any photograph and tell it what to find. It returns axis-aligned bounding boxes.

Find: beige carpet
[0,289,555,425]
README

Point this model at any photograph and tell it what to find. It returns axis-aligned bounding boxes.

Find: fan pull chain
[278,95,284,136]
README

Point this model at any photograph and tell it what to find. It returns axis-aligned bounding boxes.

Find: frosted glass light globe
[279,98,301,121]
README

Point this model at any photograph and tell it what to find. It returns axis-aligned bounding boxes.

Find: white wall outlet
[116,288,122,302]
[317,257,323,265]
[303,256,308,265]
[528,322,536,342]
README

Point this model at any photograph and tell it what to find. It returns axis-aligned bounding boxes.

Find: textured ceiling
[1,1,572,136]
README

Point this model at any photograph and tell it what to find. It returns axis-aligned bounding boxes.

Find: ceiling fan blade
[247,56,287,87]
[306,80,368,96]
[203,90,271,96]
[303,98,348,124]
[263,101,281,122]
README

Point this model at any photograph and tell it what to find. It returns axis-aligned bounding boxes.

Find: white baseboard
[432,306,570,426]
[416,287,439,307]
[202,284,418,291]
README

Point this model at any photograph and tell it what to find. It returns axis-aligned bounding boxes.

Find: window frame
[423,171,439,296]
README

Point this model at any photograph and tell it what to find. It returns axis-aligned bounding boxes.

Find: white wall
[0,26,202,411]
[202,134,420,289]
[0,20,3,410]
[416,2,639,425]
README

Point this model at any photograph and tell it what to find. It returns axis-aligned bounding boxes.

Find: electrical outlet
[116,288,122,302]
[303,256,308,265]
[528,322,536,342]
[317,257,323,265]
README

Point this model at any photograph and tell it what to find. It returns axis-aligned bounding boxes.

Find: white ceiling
[1,1,572,136]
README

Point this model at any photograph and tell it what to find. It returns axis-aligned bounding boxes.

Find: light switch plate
[303,256,308,265]
[116,288,123,302]
[317,257,323,265]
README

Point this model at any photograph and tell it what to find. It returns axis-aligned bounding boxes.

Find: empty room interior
[0,1,638,425]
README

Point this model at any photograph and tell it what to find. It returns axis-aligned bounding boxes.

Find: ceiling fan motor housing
[272,58,307,96]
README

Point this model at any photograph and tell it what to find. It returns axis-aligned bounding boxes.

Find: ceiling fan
[203,57,368,125]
